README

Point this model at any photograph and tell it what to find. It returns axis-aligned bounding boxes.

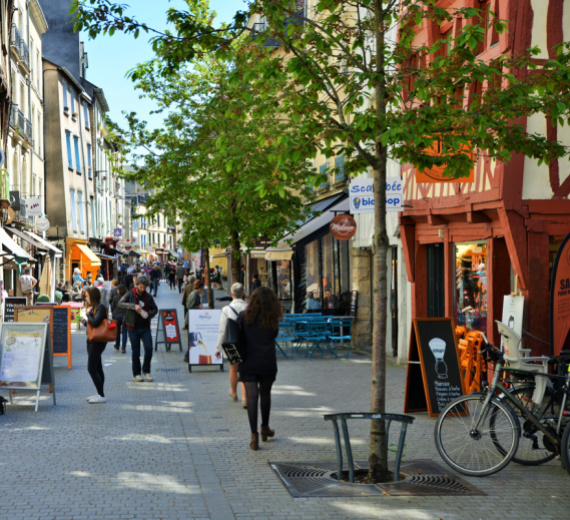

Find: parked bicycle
[434,342,570,477]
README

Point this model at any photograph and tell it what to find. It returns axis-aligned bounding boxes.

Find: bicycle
[434,343,570,477]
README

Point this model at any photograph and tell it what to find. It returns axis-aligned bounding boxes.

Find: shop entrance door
[427,244,445,317]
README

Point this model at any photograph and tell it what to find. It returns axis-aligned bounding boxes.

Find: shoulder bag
[87,307,117,343]
[221,306,245,365]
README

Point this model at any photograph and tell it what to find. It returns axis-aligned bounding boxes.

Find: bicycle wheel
[561,418,570,473]
[495,386,557,465]
[435,394,519,477]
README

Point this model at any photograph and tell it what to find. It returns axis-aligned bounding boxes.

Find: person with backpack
[215,283,247,406]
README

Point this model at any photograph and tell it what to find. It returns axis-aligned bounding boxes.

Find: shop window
[275,260,292,300]
[455,241,488,331]
[322,233,335,309]
[305,239,321,304]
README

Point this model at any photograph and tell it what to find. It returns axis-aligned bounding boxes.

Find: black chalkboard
[404,318,463,417]
[52,306,71,355]
[3,297,27,322]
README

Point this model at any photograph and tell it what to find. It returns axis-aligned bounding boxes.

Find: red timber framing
[399,0,570,355]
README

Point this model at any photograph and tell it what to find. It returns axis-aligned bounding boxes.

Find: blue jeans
[128,328,153,376]
[152,278,158,297]
[114,316,128,350]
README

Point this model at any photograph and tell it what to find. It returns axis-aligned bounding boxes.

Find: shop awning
[284,197,349,245]
[96,253,116,261]
[248,249,267,259]
[129,250,141,258]
[168,249,178,257]
[75,243,101,266]
[265,249,294,261]
[0,227,34,262]
[5,227,62,256]
[116,248,129,256]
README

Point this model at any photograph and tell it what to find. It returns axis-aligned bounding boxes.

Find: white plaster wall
[530,0,549,59]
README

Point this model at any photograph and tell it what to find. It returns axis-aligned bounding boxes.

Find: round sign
[36,217,50,232]
[330,214,357,241]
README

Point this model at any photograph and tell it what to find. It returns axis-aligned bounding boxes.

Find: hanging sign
[24,198,42,217]
[188,309,223,372]
[330,214,357,241]
[550,232,570,356]
[36,217,50,233]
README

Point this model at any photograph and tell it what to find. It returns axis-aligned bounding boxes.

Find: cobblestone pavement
[1,282,569,519]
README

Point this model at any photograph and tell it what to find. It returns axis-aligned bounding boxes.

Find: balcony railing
[10,104,33,144]
[10,24,30,70]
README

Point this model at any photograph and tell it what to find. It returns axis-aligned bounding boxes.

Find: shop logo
[354,197,361,210]
[330,214,357,241]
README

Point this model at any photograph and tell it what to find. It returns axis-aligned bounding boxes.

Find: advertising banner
[188,309,222,367]
[349,177,403,214]
[550,233,570,355]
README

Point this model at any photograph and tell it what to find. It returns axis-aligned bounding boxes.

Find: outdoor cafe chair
[327,317,353,358]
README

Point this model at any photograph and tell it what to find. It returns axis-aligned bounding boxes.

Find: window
[319,163,329,190]
[334,156,345,183]
[90,196,96,236]
[73,136,81,173]
[70,189,77,232]
[84,103,90,128]
[77,191,85,233]
[87,144,92,178]
[63,80,69,110]
[70,89,75,113]
[65,131,73,169]
[37,112,42,155]
[157,214,160,227]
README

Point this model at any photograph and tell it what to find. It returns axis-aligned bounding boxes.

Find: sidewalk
[1,283,568,520]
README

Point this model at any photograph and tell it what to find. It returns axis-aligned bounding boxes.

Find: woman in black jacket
[112,285,128,353]
[82,287,109,404]
[238,287,282,450]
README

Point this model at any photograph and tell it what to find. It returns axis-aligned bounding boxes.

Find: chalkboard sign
[14,306,73,370]
[52,306,71,368]
[0,322,56,412]
[3,297,27,322]
[404,318,463,417]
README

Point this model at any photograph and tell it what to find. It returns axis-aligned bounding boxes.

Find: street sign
[114,228,122,238]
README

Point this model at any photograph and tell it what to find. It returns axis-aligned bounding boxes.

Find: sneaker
[114,346,119,351]
[88,395,106,404]
[86,394,98,402]
[133,375,144,382]
[143,373,153,382]
[121,349,126,354]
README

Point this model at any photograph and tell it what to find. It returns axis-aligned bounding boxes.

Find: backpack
[221,306,244,365]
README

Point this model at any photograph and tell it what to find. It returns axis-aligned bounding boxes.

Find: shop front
[0,226,35,298]
[66,238,101,283]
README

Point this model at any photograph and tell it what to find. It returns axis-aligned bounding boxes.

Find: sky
[80,0,248,133]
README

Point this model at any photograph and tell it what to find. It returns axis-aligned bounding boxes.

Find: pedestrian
[168,265,176,290]
[239,265,246,285]
[214,283,247,406]
[19,267,37,303]
[183,279,204,363]
[176,262,186,293]
[111,285,128,353]
[108,279,119,311]
[238,286,282,450]
[81,287,109,404]
[251,272,261,291]
[150,263,161,297]
[72,267,84,287]
[95,276,109,309]
[118,275,158,382]
[85,272,93,287]
[181,274,196,331]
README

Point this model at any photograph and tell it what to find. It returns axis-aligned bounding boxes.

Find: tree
[72,0,570,482]
[110,51,315,290]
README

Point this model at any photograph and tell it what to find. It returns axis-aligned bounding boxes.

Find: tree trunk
[203,247,214,309]
[230,229,241,288]
[368,0,390,484]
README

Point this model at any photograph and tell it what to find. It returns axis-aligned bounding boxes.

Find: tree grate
[270,459,485,497]
[156,368,183,372]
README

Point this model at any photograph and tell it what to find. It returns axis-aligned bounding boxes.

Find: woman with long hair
[238,287,283,450]
[81,287,109,404]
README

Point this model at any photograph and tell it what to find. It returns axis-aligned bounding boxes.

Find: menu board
[3,297,27,322]
[14,306,72,369]
[155,309,182,352]
[404,318,463,417]
[188,309,222,371]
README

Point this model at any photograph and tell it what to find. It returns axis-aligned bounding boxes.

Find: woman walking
[82,287,109,404]
[238,287,282,450]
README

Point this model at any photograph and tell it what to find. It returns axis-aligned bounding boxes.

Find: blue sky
[81,0,248,132]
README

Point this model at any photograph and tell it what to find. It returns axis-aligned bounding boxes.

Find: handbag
[87,318,118,343]
[221,306,245,365]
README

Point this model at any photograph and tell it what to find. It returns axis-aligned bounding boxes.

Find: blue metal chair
[327,317,353,358]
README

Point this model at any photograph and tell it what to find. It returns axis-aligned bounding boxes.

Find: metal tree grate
[270,460,485,498]
[156,368,183,372]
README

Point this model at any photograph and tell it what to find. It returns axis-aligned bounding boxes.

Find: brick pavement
[0,282,569,519]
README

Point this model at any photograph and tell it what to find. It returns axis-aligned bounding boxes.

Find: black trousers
[87,341,106,397]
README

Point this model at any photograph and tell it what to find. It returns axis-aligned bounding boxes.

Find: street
[1,283,569,520]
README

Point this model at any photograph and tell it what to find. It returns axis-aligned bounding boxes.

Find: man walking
[19,267,37,303]
[176,262,186,293]
[150,263,161,297]
[118,275,158,382]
